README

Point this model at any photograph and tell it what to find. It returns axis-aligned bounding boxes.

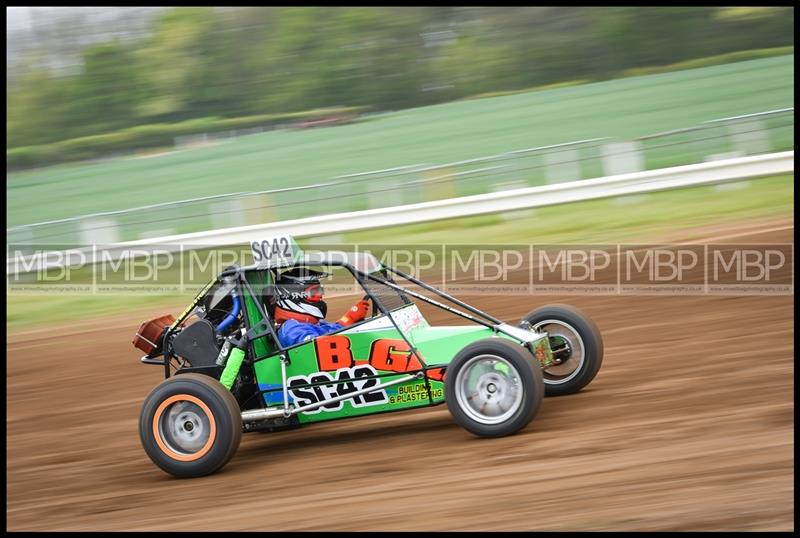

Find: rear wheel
[521,304,603,397]
[446,338,544,438]
[139,373,242,478]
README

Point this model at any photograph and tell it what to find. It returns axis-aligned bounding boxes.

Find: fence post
[79,218,120,246]
[601,141,644,176]
[729,119,769,156]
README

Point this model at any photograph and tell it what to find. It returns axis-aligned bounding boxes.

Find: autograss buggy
[133,239,603,478]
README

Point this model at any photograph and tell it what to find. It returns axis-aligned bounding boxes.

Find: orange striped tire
[139,373,242,478]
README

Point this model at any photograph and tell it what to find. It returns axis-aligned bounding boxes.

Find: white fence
[7,150,793,276]
[7,107,794,246]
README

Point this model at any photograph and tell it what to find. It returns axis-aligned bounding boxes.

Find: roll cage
[147,251,542,416]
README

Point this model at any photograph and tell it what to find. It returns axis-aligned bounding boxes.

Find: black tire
[521,304,603,397]
[445,338,544,438]
[139,373,242,478]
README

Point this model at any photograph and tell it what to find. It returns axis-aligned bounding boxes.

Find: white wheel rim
[158,401,212,455]
[454,354,524,425]
[532,319,585,385]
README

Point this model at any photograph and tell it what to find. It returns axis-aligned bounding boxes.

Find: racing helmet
[273,268,329,324]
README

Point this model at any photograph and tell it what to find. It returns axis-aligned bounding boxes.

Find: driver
[272,268,370,347]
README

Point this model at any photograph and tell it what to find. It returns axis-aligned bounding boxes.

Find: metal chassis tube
[384,265,503,324]
[369,265,547,345]
[363,269,497,329]
[162,277,220,379]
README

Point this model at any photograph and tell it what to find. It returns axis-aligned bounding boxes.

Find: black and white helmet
[273,268,328,323]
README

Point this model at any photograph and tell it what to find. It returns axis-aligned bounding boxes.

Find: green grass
[341,175,795,245]
[7,55,794,232]
[620,46,794,77]
[6,174,793,330]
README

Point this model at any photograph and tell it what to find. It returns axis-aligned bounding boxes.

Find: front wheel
[445,338,544,438]
[521,304,603,397]
[139,373,242,478]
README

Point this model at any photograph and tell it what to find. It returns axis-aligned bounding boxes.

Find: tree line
[7,6,794,151]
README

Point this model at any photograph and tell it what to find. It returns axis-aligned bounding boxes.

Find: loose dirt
[7,220,793,531]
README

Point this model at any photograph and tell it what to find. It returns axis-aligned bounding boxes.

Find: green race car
[133,238,603,478]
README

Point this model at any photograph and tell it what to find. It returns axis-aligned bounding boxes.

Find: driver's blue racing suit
[277,319,344,347]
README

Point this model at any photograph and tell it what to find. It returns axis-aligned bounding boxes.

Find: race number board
[250,235,303,266]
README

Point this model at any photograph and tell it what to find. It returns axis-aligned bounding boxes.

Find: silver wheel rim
[454,354,524,425]
[157,401,211,456]
[532,319,585,385]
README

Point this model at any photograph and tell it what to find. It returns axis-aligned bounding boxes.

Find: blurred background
[6,7,795,532]
[6,7,795,245]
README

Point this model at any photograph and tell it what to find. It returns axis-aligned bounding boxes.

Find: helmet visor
[305,283,324,302]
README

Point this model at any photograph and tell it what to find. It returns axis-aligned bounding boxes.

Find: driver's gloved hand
[338,299,370,326]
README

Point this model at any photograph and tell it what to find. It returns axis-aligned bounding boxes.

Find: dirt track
[7,219,794,531]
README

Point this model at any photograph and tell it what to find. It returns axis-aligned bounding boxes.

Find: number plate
[250,235,301,266]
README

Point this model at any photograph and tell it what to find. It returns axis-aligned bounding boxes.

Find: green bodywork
[238,270,552,425]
